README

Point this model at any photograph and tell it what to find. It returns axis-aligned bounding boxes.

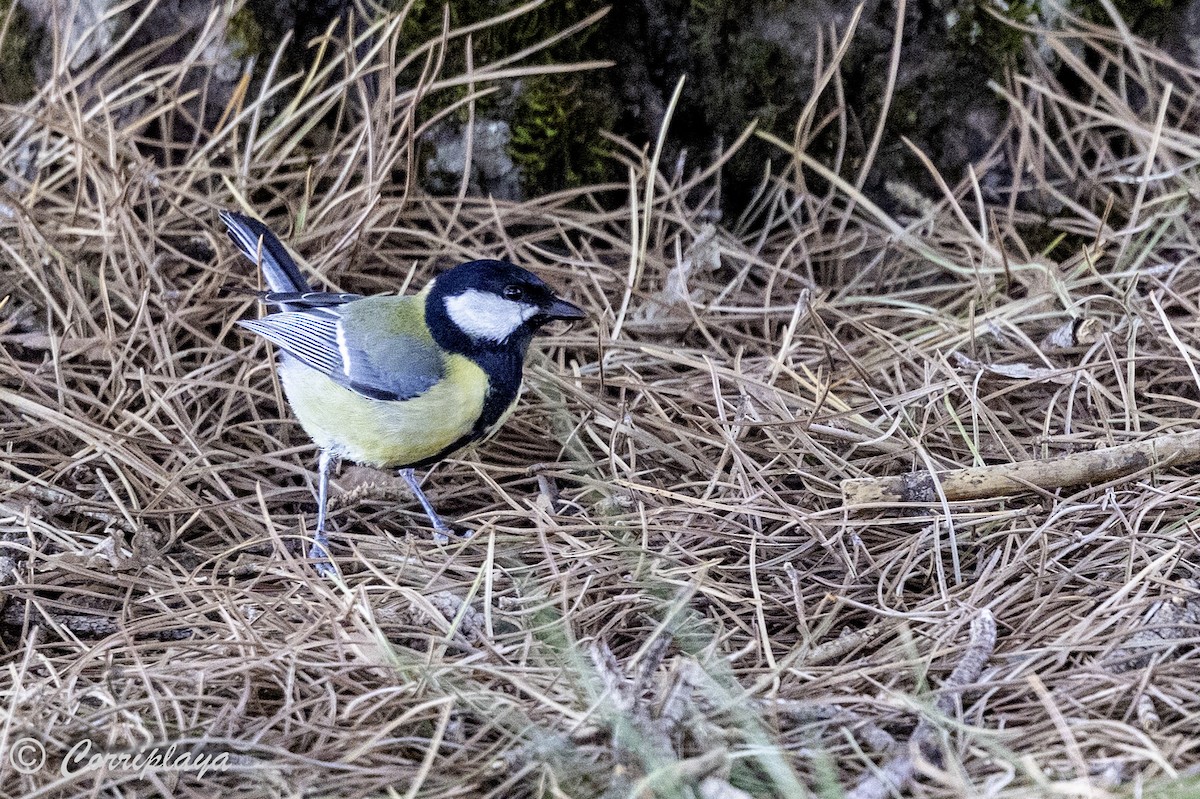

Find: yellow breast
[278,354,489,468]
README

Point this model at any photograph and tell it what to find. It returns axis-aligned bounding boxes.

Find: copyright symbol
[9,737,46,774]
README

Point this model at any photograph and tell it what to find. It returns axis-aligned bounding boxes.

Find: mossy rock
[227,3,267,61]
[0,0,39,105]
[395,0,619,196]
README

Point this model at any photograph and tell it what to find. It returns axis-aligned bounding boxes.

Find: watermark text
[9,736,231,778]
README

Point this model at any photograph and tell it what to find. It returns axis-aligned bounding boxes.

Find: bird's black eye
[503,285,524,301]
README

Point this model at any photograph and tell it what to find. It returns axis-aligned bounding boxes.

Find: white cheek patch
[445,289,537,342]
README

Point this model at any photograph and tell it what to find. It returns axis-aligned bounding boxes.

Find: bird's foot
[307,533,336,577]
[431,521,473,546]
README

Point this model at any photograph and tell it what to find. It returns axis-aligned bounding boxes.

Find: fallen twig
[841,430,1200,504]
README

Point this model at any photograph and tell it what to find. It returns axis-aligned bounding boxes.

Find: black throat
[425,290,533,438]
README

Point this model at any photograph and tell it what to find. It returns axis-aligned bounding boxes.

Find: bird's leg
[400,468,452,545]
[308,449,337,576]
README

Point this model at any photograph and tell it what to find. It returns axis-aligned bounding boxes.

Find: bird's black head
[425,260,585,357]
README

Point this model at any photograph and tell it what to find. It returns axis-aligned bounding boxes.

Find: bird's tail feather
[219,210,311,295]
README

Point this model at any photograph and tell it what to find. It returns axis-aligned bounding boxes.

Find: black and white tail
[220,211,312,299]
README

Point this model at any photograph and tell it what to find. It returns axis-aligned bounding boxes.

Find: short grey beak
[543,296,586,321]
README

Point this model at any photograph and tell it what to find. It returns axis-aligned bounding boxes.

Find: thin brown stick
[842,430,1200,504]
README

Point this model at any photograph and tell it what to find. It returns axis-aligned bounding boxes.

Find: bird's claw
[308,533,336,577]
[431,522,473,545]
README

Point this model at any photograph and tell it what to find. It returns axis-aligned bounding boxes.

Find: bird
[221,210,585,574]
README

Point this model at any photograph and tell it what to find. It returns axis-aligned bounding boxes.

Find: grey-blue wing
[240,307,444,402]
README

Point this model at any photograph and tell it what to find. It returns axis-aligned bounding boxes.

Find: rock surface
[4,0,1191,207]
[424,120,522,201]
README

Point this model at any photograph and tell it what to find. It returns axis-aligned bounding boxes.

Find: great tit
[221,211,585,573]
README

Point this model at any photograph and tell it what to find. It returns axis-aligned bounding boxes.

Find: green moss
[227,4,265,61]
[0,0,38,105]
[509,75,615,192]
[395,0,617,195]
[944,0,1039,71]
[685,2,811,206]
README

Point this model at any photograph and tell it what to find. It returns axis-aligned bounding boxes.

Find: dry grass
[2,3,1199,797]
